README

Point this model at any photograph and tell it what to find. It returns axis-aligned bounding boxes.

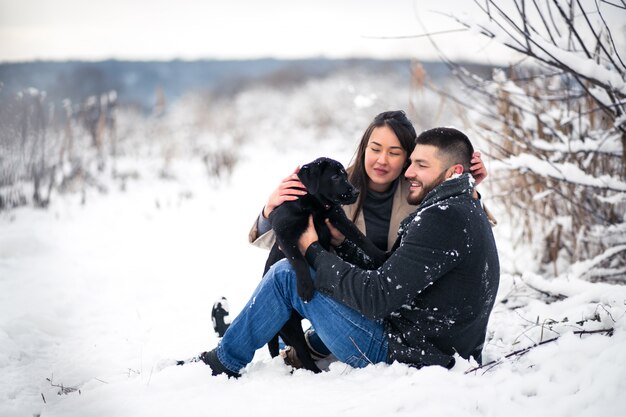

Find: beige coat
[248,180,415,251]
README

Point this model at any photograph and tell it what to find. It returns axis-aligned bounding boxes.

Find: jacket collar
[417,173,475,210]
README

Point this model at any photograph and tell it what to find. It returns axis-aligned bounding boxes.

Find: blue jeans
[217,259,389,373]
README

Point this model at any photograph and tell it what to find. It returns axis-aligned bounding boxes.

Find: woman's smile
[373,167,389,176]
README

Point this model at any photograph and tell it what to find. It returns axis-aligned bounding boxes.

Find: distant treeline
[0,58,493,111]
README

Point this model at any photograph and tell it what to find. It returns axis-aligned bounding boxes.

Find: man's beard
[407,170,448,205]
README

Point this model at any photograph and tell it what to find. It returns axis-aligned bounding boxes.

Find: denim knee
[269,258,293,275]
[267,259,297,298]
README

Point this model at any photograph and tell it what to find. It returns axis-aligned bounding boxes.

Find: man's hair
[415,127,474,171]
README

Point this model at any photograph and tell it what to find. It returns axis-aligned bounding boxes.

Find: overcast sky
[0,0,623,64]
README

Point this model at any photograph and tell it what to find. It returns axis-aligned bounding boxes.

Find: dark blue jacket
[306,174,500,368]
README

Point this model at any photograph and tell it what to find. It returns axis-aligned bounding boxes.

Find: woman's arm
[470,151,487,200]
[468,152,497,225]
[470,151,487,185]
[248,167,308,247]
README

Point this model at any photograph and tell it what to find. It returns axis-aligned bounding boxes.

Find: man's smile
[408,180,422,190]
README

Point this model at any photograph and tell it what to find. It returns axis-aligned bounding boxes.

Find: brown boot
[279,342,329,370]
[279,346,304,369]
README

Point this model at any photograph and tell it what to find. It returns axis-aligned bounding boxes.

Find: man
[198,127,500,377]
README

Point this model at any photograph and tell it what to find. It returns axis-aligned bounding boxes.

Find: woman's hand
[298,215,319,255]
[263,167,308,218]
[470,151,488,186]
[325,219,346,247]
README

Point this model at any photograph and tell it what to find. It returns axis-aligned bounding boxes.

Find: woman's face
[364,125,407,193]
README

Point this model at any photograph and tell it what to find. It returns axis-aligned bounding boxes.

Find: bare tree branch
[600,0,626,9]
[595,0,626,71]
[552,0,593,58]
[547,0,563,37]
[361,28,467,40]
[532,0,558,45]
[576,0,624,75]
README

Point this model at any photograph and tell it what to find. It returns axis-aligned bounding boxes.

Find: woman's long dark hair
[348,110,417,222]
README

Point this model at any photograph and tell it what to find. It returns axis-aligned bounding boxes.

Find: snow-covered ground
[1,83,626,416]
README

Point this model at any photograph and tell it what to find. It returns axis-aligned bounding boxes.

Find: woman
[244,110,489,367]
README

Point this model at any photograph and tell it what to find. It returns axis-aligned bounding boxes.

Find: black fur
[265,157,387,372]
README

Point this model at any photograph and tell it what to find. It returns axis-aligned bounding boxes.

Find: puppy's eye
[331,174,340,180]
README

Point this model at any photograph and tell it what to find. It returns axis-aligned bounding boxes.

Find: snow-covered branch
[442,0,626,278]
[493,153,626,191]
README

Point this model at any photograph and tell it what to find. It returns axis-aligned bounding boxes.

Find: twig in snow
[46,374,81,395]
[466,328,614,374]
[521,280,568,303]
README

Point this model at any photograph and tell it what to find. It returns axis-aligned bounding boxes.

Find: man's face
[404,144,451,205]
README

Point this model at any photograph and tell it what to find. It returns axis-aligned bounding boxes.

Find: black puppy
[264,157,387,372]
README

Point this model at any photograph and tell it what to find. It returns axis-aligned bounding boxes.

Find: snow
[569,245,626,280]
[531,135,623,156]
[1,143,624,417]
[1,80,626,416]
[491,153,626,192]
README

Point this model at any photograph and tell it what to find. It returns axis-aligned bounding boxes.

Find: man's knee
[266,259,297,292]
[268,258,293,275]
[266,259,316,300]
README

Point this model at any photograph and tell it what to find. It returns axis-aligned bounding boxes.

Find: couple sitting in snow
[194,111,500,377]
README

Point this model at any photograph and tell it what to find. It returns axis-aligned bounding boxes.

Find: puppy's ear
[298,161,321,194]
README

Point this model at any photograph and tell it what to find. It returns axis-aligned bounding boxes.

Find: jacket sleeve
[308,205,469,319]
[332,239,382,270]
[248,211,276,250]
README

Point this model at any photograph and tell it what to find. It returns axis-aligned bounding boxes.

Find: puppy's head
[298,157,359,206]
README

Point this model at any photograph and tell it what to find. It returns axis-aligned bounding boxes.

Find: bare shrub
[447,0,625,280]
[0,88,55,208]
[0,89,119,210]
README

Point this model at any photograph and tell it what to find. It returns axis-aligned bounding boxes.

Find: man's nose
[404,165,414,179]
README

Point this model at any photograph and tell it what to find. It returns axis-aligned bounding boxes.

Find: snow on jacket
[305,173,500,368]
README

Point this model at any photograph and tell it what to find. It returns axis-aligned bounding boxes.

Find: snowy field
[2,104,626,416]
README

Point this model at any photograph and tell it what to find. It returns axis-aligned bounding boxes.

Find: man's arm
[297,216,380,270]
[333,239,381,270]
[320,214,388,270]
[303,206,469,320]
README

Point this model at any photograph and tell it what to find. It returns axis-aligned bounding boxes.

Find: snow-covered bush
[451,0,625,280]
[0,89,119,208]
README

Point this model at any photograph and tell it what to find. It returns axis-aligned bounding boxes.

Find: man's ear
[446,164,464,179]
[298,163,320,194]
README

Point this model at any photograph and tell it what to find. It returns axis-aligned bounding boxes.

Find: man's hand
[470,151,488,186]
[298,215,319,255]
[325,219,346,247]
